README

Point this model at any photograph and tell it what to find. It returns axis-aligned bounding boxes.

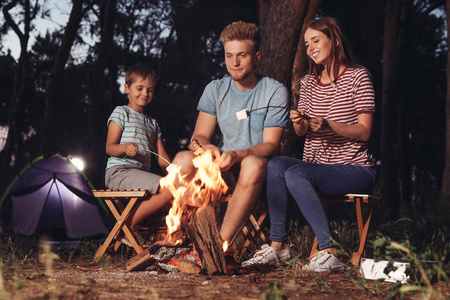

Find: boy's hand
[124,143,139,157]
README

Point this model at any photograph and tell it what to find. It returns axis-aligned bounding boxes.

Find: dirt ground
[2,252,449,300]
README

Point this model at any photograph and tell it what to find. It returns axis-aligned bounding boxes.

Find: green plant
[0,260,11,300]
[313,277,332,293]
[53,239,99,263]
[371,234,449,299]
[258,282,286,300]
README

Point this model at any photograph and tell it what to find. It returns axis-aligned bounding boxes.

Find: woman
[242,17,376,272]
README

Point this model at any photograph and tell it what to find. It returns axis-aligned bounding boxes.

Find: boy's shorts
[105,165,161,194]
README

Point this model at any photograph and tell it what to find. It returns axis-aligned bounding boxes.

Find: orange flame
[223,241,228,253]
[160,151,228,245]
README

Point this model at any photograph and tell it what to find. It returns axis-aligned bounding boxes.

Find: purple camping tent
[2,155,109,238]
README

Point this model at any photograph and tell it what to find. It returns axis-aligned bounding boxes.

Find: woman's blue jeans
[267,156,377,250]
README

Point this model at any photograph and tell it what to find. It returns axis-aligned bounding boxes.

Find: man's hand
[202,144,222,162]
[218,150,240,171]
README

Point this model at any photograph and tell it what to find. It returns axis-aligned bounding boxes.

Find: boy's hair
[220,21,260,52]
[125,63,157,86]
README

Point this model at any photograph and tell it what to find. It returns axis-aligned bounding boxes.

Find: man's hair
[220,21,260,52]
[125,63,157,86]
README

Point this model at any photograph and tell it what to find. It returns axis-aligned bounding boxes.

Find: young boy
[105,63,172,246]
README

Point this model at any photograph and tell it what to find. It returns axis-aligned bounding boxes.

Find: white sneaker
[242,244,291,267]
[302,250,344,272]
[277,245,292,262]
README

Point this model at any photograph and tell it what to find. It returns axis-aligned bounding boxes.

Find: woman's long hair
[305,17,363,82]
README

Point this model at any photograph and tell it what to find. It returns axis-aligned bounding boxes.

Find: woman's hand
[290,109,309,124]
[291,109,310,136]
[309,117,330,133]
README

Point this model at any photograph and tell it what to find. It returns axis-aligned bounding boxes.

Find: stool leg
[310,237,319,258]
[355,197,364,240]
[94,220,123,262]
[117,197,144,254]
[94,198,125,262]
[94,196,144,262]
[253,212,267,243]
[350,199,373,266]
[239,213,268,257]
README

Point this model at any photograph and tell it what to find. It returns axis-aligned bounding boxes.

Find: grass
[279,213,450,299]
[0,199,448,299]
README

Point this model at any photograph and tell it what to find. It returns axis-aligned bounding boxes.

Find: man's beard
[228,69,252,82]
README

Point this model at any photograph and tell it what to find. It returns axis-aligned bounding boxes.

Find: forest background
[0,0,449,254]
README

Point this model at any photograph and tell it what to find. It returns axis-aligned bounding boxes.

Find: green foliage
[345,271,370,296]
[0,260,11,300]
[52,239,100,263]
[371,233,449,299]
[315,277,334,294]
[258,282,287,300]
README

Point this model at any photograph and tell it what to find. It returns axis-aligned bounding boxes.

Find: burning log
[177,260,202,274]
[182,205,227,275]
[126,205,226,274]
[158,151,229,275]
[126,249,155,271]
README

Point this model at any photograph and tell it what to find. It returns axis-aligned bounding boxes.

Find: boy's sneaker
[302,250,344,272]
[242,244,291,267]
[115,226,147,248]
[115,232,133,247]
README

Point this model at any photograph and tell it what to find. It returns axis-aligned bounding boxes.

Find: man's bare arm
[218,126,284,170]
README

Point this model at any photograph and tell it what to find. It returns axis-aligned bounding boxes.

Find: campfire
[127,151,229,275]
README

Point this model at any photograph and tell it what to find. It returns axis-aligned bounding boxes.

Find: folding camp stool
[309,193,380,266]
[93,189,148,262]
[221,195,268,257]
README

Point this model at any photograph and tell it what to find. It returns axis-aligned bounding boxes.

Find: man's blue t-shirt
[197,76,289,152]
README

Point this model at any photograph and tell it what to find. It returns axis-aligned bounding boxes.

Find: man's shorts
[105,165,161,194]
[221,163,240,195]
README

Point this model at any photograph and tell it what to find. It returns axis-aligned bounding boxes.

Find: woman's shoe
[302,250,344,272]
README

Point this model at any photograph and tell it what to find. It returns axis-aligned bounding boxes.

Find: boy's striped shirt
[106,105,161,170]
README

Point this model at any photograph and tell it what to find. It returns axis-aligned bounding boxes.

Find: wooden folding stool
[223,195,268,257]
[93,189,148,262]
[309,193,380,266]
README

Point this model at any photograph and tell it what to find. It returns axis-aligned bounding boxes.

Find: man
[173,21,289,258]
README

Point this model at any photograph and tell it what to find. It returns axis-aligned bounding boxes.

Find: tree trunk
[41,0,85,155]
[256,0,321,156]
[285,0,321,156]
[1,0,32,168]
[381,0,407,218]
[257,0,307,87]
[88,0,118,186]
[443,0,450,200]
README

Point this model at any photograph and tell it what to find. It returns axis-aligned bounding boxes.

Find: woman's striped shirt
[106,105,161,170]
[297,67,375,167]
